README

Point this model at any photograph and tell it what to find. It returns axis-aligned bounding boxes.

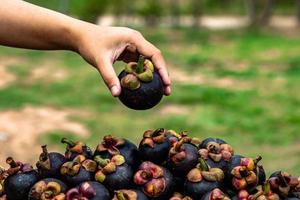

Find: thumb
[97,57,121,97]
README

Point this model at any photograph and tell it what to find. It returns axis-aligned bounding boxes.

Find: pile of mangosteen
[0,128,299,200]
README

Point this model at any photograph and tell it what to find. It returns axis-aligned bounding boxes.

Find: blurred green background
[0,0,300,175]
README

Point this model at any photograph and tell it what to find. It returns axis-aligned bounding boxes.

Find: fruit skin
[66,181,110,200]
[200,188,230,200]
[63,166,94,186]
[94,155,134,192]
[61,138,93,161]
[101,163,134,191]
[113,189,149,200]
[198,138,233,171]
[184,178,222,200]
[36,145,66,178]
[4,170,40,200]
[94,135,140,168]
[138,129,179,165]
[167,138,199,177]
[134,161,174,200]
[28,178,67,200]
[118,69,164,110]
[184,159,225,200]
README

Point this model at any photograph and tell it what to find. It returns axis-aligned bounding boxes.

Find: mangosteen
[60,155,97,186]
[66,181,110,200]
[226,155,262,191]
[245,183,280,200]
[36,145,66,178]
[113,189,149,200]
[118,55,164,110]
[94,154,134,191]
[134,161,174,200]
[201,188,230,200]
[3,157,40,200]
[138,128,180,165]
[61,138,93,160]
[94,135,139,168]
[231,190,249,200]
[169,192,193,200]
[167,133,199,177]
[269,171,300,198]
[28,178,67,200]
[184,158,224,200]
[198,138,234,171]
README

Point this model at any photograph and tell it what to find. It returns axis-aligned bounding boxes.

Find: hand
[74,25,171,97]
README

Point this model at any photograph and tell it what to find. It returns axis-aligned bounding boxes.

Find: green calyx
[121,55,155,90]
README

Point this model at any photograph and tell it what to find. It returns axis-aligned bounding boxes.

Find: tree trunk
[192,0,202,28]
[260,0,273,25]
[244,0,257,26]
[170,0,180,27]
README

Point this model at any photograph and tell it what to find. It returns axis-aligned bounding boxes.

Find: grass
[1,27,300,174]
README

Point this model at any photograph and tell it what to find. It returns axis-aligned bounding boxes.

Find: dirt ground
[0,106,89,166]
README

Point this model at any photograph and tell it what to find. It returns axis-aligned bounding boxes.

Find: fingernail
[110,85,120,97]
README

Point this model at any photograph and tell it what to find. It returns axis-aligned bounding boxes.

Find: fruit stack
[0,128,299,200]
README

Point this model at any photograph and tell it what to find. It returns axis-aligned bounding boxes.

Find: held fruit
[118,55,164,110]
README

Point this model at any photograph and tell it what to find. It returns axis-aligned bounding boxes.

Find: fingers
[131,32,171,95]
[96,56,121,97]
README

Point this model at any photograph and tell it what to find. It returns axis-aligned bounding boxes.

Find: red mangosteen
[94,154,134,191]
[226,155,263,191]
[94,135,139,168]
[269,171,300,199]
[134,161,174,200]
[138,128,180,165]
[118,55,164,110]
[61,138,93,160]
[169,192,193,200]
[184,158,225,200]
[2,157,40,200]
[198,138,234,171]
[36,145,66,178]
[66,181,110,200]
[60,155,97,186]
[167,131,199,177]
[28,178,67,200]
[201,188,230,200]
[113,189,149,200]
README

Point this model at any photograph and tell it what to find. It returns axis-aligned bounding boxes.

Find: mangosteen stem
[263,182,271,194]
[6,157,17,168]
[61,138,75,147]
[136,55,145,74]
[254,156,262,165]
[40,145,49,161]
[278,171,289,187]
[199,158,209,171]
[94,156,109,167]
[175,139,184,152]
[116,192,127,200]
[240,168,250,177]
